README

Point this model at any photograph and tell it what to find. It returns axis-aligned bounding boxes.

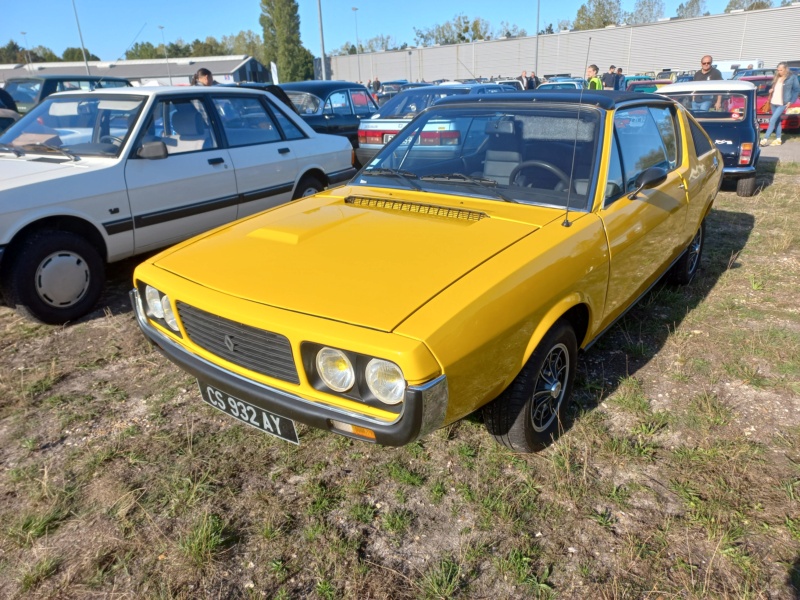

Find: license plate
[383,133,395,143]
[757,118,768,124]
[198,381,299,444]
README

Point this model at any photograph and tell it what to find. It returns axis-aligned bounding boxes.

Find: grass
[1,168,800,597]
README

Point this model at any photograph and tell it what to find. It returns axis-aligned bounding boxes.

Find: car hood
[153,187,551,332]
[0,154,101,190]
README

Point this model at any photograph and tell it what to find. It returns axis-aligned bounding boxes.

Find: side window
[613,107,670,191]
[212,96,281,147]
[58,80,93,92]
[139,98,217,155]
[649,106,679,169]
[689,119,714,158]
[325,91,351,116]
[350,89,374,116]
[269,101,305,141]
[604,133,625,204]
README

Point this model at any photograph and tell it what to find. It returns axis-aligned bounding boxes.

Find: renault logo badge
[224,335,236,353]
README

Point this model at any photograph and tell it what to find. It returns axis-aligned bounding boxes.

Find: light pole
[535,0,540,77]
[352,7,361,82]
[20,31,32,73]
[158,26,173,85]
[70,0,91,75]
[317,0,327,80]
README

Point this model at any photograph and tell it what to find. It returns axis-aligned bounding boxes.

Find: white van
[712,59,764,79]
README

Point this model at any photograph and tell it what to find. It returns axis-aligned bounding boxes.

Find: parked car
[621,75,653,89]
[660,79,760,196]
[732,68,777,79]
[626,79,673,93]
[356,83,516,165]
[225,82,300,114]
[378,80,409,94]
[0,86,356,324]
[375,82,430,107]
[740,75,800,132]
[131,90,721,453]
[536,81,584,90]
[279,80,379,165]
[3,74,131,114]
[496,79,526,91]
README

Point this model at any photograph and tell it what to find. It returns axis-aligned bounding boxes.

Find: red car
[741,75,800,131]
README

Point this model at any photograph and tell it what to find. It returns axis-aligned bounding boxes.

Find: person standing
[602,65,617,90]
[372,77,381,93]
[692,55,723,110]
[615,67,624,91]
[529,70,540,89]
[194,68,218,86]
[518,70,530,90]
[586,65,603,90]
[760,62,800,146]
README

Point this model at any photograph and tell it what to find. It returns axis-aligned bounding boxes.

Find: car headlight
[316,347,355,392]
[145,285,165,319]
[365,358,405,405]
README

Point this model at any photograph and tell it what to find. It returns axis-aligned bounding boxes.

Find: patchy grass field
[1,162,799,599]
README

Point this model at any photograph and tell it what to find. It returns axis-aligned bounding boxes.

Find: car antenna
[95,22,147,88]
[563,36,592,228]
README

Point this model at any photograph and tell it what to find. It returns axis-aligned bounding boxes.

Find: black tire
[1,230,105,325]
[736,175,757,197]
[483,320,577,452]
[292,174,324,200]
[670,220,705,285]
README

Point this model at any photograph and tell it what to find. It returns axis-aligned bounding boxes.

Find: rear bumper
[722,165,757,179]
[130,289,448,447]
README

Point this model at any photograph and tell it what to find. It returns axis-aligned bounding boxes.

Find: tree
[573,0,624,30]
[126,42,160,60]
[538,24,556,35]
[31,46,60,62]
[628,0,665,24]
[675,0,706,18]
[62,47,100,61]
[413,14,492,46]
[260,0,313,81]
[190,36,229,56]
[0,40,26,63]
[221,30,266,61]
[724,0,771,10]
[497,22,528,38]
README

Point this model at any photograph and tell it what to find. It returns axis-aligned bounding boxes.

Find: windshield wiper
[22,143,80,162]
[362,167,422,191]
[419,173,517,203]
[0,143,24,157]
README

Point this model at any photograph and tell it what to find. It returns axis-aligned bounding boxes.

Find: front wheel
[483,321,577,452]
[1,230,105,325]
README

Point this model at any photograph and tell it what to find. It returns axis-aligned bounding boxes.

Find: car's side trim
[102,217,134,235]
[328,167,358,184]
[133,194,241,229]
[239,183,294,204]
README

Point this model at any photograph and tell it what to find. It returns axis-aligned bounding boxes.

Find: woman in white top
[761,62,800,146]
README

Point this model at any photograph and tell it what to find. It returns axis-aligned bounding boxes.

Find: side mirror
[137,140,168,160]
[628,166,668,199]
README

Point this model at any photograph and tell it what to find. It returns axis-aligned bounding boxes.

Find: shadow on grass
[790,556,800,600]
[567,207,755,427]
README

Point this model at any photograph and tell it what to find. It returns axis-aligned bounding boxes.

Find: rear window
[376,88,466,119]
[665,92,749,121]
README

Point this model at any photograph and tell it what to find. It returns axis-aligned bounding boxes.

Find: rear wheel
[736,175,757,197]
[670,220,705,285]
[293,175,324,199]
[483,321,577,453]
[1,230,105,324]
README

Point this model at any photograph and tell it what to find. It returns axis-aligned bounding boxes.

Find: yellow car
[131,91,722,453]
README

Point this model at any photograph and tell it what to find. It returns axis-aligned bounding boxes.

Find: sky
[2,0,733,63]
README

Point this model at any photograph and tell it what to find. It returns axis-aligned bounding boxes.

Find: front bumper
[130,289,448,446]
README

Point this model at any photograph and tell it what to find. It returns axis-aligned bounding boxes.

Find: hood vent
[345,196,487,222]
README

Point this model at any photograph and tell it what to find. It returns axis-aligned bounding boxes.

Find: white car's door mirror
[137,140,168,160]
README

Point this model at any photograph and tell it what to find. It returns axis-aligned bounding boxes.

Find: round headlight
[145,285,165,319]
[161,295,179,331]
[316,347,355,392]
[365,359,405,405]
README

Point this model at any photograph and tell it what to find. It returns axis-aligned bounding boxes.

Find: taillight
[739,142,753,165]
[358,129,400,145]
[419,130,461,146]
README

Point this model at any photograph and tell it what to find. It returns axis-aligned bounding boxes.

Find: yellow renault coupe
[131,91,722,453]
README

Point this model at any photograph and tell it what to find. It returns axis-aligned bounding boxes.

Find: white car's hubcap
[35,251,90,307]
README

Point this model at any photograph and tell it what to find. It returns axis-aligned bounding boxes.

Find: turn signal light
[330,420,377,441]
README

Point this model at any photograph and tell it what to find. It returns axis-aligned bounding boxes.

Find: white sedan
[0,86,356,324]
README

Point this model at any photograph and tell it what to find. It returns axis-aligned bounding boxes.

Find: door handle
[208,157,224,165]
[278,147,291,154]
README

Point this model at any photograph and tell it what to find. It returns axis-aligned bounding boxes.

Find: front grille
[177,302,299,384]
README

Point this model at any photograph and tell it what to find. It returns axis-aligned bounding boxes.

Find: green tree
[260,0,313,81]
[676,0,706,18]
[538,24,556,35]
[573,0,624,30]
[413,14,492,46]
[221,30,266,61]
[724,0,771,10]
[126,41,160,59]
[31,46,60,62]
[62,47,100,61]
[628,0,665,24]
[190,36,229,56]
[497,22,528,38]
[0,40,26,63]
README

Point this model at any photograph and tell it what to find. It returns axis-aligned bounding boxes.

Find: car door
[210,94,301,219]
[320,90,353,138]
[124,95,238,253]
[598,103,690,327]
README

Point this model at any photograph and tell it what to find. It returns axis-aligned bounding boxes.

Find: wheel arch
[3,216,108,267]
[521,297,591,369]
[294,168,328,191]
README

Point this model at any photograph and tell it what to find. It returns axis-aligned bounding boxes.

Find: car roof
[435,90,670,110]
[278,80,369,94]
[5,74,129,82]
[659,80,756,93]
[46,86,284,99]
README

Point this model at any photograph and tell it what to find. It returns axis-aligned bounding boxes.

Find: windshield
[0,94,146,157]
[375,87,467,119]
[358,104,602,211]
[665,92,750,121]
